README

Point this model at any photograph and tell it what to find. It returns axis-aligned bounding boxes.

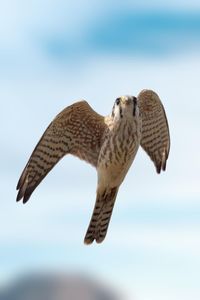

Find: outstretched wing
[16,101,107,203]
[137,90,170,173]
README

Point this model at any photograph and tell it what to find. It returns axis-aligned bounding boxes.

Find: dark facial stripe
[133,97,137,116]
[119,105,123,118]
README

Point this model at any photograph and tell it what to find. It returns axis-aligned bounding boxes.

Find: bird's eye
[115,98,120,105]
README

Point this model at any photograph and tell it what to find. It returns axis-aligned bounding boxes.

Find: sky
[1,1,200,300]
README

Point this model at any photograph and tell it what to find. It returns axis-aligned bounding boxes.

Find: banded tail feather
[84,187,118,245]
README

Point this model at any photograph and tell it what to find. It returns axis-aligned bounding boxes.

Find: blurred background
[1,0,200,299]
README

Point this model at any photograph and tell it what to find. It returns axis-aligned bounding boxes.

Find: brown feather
[137,90,170,173]
[84,187,119,245]
[16,101,107,203]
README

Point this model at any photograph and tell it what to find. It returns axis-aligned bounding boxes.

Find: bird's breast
[97,119,141,188]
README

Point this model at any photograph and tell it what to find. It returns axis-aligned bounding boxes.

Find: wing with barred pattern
[138,90,170,173]
[16,101,107,203]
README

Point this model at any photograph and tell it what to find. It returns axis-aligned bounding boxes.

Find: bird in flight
[16,89,170,245]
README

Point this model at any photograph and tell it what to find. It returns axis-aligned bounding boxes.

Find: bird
[16,89,170,245]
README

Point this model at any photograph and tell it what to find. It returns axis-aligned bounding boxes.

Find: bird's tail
[84,187,119,245]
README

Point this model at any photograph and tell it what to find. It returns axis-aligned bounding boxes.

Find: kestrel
[16,89,170,245]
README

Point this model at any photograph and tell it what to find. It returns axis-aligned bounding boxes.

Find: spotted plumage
[16,90,170,245]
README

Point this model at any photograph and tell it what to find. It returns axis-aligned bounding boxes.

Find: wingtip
[156,159,168,173]
[16,176,30,203]
[16,192,23,202]
[162,163,167,171]
[16,184,26,202]
[22,187,33,204]
[16,182,20,191]
[161,148,168,172]
[22,196,30,204]
[16,193,31,204]
[156,163,161,174]
[16,168,27,191]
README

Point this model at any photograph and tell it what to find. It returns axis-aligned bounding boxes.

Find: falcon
[16,89,170,245]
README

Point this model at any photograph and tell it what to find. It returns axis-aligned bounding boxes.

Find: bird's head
[112,95,139,121]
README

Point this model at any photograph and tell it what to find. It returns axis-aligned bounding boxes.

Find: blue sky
[1,1,200,300]
[2,1,200,71]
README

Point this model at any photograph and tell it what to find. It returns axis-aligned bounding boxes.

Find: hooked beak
[121,96,131,105]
